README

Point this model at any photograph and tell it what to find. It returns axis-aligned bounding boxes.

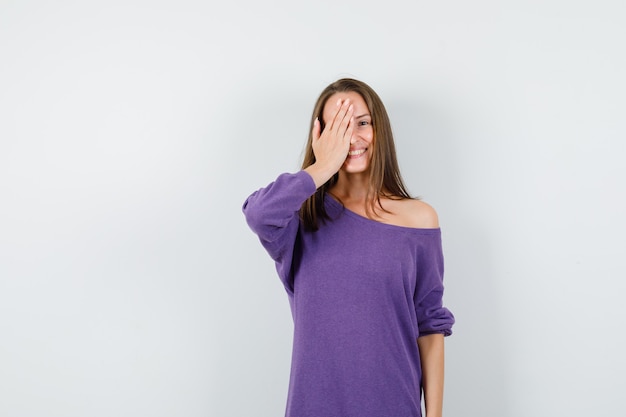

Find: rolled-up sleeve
[413,231,455,337]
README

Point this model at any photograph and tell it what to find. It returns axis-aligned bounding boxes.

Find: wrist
[304,163,336,188]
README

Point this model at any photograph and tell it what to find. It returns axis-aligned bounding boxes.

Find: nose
[350,126,358,144]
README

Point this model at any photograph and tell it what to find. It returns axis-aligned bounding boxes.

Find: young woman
[243,78,454,417]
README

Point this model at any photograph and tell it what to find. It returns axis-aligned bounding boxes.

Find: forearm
[417,333,445,417]
[242,171,317,259]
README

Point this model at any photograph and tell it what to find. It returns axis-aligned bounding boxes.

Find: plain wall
[1,1,624,416]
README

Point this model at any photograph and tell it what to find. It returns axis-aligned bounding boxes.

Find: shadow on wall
[389,97,512,416]
[207,83,312,417]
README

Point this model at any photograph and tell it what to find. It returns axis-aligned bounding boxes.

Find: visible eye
[358,120,371,126]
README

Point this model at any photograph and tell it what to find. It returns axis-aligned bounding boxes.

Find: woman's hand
[304,99,354,188]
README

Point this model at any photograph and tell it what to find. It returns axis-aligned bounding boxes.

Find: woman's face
[322,91,374,174]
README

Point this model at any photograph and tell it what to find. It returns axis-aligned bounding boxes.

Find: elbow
[242,200,263,235]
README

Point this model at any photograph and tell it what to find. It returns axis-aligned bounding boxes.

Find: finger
[312,117,321,140]
[345,115,355,143]
[337,104,354,138]
[328,99,351,132]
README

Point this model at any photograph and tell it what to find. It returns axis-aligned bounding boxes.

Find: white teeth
[348,149,366,156]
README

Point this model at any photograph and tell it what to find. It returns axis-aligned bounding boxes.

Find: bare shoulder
[402,199,440,228]
[381,198,440,229]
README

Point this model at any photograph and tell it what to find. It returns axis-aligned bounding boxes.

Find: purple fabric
[243,171,455,417]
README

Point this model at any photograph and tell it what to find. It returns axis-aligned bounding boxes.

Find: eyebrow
[355,113,371,119]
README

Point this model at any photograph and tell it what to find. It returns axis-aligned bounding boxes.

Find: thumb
[312,117,321,140]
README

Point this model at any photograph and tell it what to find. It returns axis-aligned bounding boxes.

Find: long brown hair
[300,78,413,231]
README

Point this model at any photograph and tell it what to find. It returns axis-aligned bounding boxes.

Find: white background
[1,1,625,416]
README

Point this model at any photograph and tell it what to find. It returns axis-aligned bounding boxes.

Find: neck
[330,171,373,204]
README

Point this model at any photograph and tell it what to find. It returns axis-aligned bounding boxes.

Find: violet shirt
[243,171,454,417]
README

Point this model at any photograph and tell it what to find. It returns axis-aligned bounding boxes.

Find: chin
[341,164,370,175]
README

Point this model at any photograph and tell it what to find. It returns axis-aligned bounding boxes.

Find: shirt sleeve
[242,171,317,293]
[413,231,455,337]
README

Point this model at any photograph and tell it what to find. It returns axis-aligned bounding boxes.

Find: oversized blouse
[242,171,455,417]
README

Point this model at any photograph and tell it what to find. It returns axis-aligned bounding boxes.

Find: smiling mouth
[347,149,366,158]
